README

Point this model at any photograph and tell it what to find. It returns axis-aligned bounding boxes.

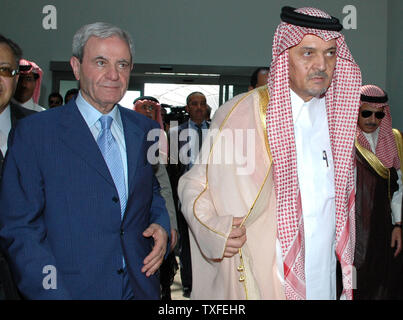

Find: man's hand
[223,216,247,258]
[391,225,402,258]
[142,223,168,277]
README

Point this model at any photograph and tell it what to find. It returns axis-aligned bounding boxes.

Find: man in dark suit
[168,92,209,298]
[0,23,170,299]
[0,102,35,176]
[0,34,36,300]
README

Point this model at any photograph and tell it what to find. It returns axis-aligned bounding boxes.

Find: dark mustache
[307,71,328,80]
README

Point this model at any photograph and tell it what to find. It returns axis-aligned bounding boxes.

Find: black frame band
[280,6,343,32]
[360,93,388,104]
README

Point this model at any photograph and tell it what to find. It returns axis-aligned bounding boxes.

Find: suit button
[112,196,119,203]
[117,268,124,275]
[120,229,124,236]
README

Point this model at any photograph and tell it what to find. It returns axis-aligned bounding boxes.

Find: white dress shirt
[75,92,128,198]
[290,89,337,300]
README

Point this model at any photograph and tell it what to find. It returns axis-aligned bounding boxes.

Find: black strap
[280,6,343,31]
[360,93,388,104]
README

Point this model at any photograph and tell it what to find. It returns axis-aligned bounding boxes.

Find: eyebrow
[93,56,130,63]
[117,59,131,64]
[93,55,107,61]
[301,46,337,51]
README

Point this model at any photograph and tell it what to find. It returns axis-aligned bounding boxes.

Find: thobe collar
[290,89,326,127]
[12,97,45,112]
[362,128,380,154]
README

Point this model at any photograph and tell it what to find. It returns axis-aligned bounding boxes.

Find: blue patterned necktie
[97,115,127,220]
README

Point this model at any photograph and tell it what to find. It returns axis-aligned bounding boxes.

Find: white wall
[387,0,403,130]
[1,0,398,129]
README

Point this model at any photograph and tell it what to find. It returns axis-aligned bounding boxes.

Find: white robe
[290,89,337,300]
[12,98,46,112]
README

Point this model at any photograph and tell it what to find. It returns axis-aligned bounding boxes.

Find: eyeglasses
[0,66,18,78]
[361,110,385,119]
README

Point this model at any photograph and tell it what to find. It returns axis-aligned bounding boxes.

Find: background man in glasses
[11,59,45,112]
[0,34,35,300]
[354,84,403,299]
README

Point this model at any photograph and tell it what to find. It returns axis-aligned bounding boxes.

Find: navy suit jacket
[168,120,210,195]
[0,100,170,299]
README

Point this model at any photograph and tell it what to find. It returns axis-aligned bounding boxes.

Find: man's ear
[70,56,81,81]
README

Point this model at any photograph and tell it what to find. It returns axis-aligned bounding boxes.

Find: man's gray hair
[72,22,134,62]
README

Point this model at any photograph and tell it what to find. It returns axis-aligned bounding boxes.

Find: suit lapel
[119,107,145,198]
[59,101,115,187]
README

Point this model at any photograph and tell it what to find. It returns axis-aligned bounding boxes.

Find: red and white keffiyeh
[357,85,400,169]
[19,58,43,104]
[266,7,361,300]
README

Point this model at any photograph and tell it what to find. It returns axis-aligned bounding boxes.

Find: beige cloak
[178,86,285,299]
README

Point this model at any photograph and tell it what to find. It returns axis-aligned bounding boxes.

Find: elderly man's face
[358,104,384,134]
[70,36,132,114]
[289,34,337,102]
[0,43,19,112]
